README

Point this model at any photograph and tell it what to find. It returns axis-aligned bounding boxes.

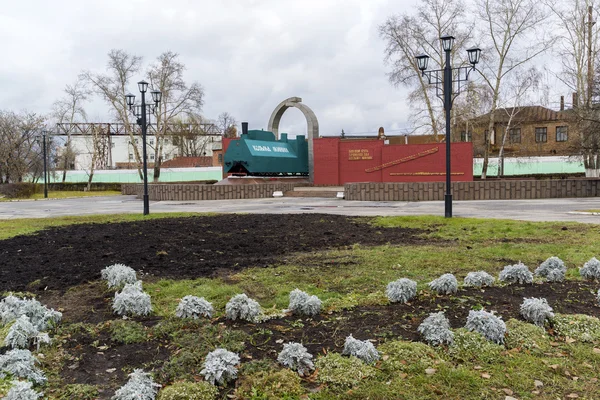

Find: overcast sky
[1,0,436,137]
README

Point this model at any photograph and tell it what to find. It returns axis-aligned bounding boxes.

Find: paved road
[1,195,600,223]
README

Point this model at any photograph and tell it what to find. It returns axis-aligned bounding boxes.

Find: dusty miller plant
[465,310,507,345]
[225,294,261,322]
[342,335,380,365]
[0,349,46,385]
[520,297,554,327]
[288,289,322,317]
[534,256,566,282]
[580,257,600,280]
[5,315,50,350]
[385,278,417,303]
[175,296,214,319]
[417,312,454,346]
[0,295,62,331]
[112,369,160,400]
[429,273,458,295]
[112,281,152,317]
[101,263,138,289]
[463,271,495,288]
[5,381,43,400]
[277,342,315,376]
[498,262,533,285]
[200,348,240,385]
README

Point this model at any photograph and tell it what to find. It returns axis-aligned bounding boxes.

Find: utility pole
[42,132,48,198]
[588,5,595,107]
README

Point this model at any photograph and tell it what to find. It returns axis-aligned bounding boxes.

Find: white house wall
[55,134,221,170]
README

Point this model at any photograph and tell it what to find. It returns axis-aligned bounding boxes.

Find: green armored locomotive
[223,122,309,176]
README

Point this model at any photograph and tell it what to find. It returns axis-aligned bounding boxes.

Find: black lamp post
[40,131,48,199]
[126,81,162,215]
[416,36,481,218]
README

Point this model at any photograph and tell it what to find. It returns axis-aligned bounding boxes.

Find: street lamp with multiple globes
[125,81,162,215]
[415,35,481,218]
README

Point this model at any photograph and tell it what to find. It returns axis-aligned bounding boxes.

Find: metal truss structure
[55,122,221,137]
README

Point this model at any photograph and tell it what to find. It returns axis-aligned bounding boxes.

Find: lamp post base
[445,193,452,218]
[143,194,150,216]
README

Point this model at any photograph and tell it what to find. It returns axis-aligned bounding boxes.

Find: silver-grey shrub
[200,348,240,385]
[342,335,380,365]
[520,297,554,326]
[385,278,417,303]
[0,349,46,385]
[112,281,152,317]
[277,342,314,376]
[498,262,533,285]
[288,289,322,317]
[6,381,43,400]
[417,312,454,346]
[0,295,62,331]
[580,257,600,280]
[175,296,214,319]
[112,369,160,400]
[225,294,261,322]
[465,310,507,345]
[4,315,50,350]
[463,271,495,288]
[101,263,138,289]
[535,256,566,282]
[429,273,458,295]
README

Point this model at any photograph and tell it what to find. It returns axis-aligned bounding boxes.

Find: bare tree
[475,0,554,179]
[379,0,473,140]
[547,0,599,105]
[147,51,204,181]
[81,49,144,179]
[217,112,238,138]
[497,67,542,176]
[82,124,110,191]
[170,116,213,157]
[52,78,89,182]
[547,0,600,175]
[0,111,46,183]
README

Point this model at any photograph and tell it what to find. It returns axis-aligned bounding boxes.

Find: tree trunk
[62,137,71,183]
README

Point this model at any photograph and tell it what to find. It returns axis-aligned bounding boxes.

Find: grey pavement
[1,195,600,223]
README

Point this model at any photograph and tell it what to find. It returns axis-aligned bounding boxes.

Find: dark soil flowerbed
[0,214,429,293]
[228,280,600,360]
[43,280,599,399]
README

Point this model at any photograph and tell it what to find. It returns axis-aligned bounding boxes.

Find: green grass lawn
[0,212,204,240]
[2,215,600,399]
[0,190,122,202]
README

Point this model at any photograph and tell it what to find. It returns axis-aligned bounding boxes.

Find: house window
[460,131,471,142]
[150,154,155,161]
[111,142,115,148]
[129,153,134,161]
[509,128,521,144]
[535,127,547,143]
[149,138,154,146]
[218,154,223,164]
[556,126,568,142]
[134,138,139,145]
[486,129,496,145]
[173,136,180,146]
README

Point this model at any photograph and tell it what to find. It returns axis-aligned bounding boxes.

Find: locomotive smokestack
[242,122,249,136]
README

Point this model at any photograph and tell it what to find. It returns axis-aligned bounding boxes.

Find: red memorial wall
[313,138,473,185]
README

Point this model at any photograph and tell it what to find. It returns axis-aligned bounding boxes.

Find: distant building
[455,105,576,157]
[53,122,223,171]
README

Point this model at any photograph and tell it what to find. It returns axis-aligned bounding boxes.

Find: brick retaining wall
[344,179,600,201]
[122,179,600,201]
[121,183,300,201]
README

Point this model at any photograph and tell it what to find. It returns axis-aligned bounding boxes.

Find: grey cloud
[2,0,420,136]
